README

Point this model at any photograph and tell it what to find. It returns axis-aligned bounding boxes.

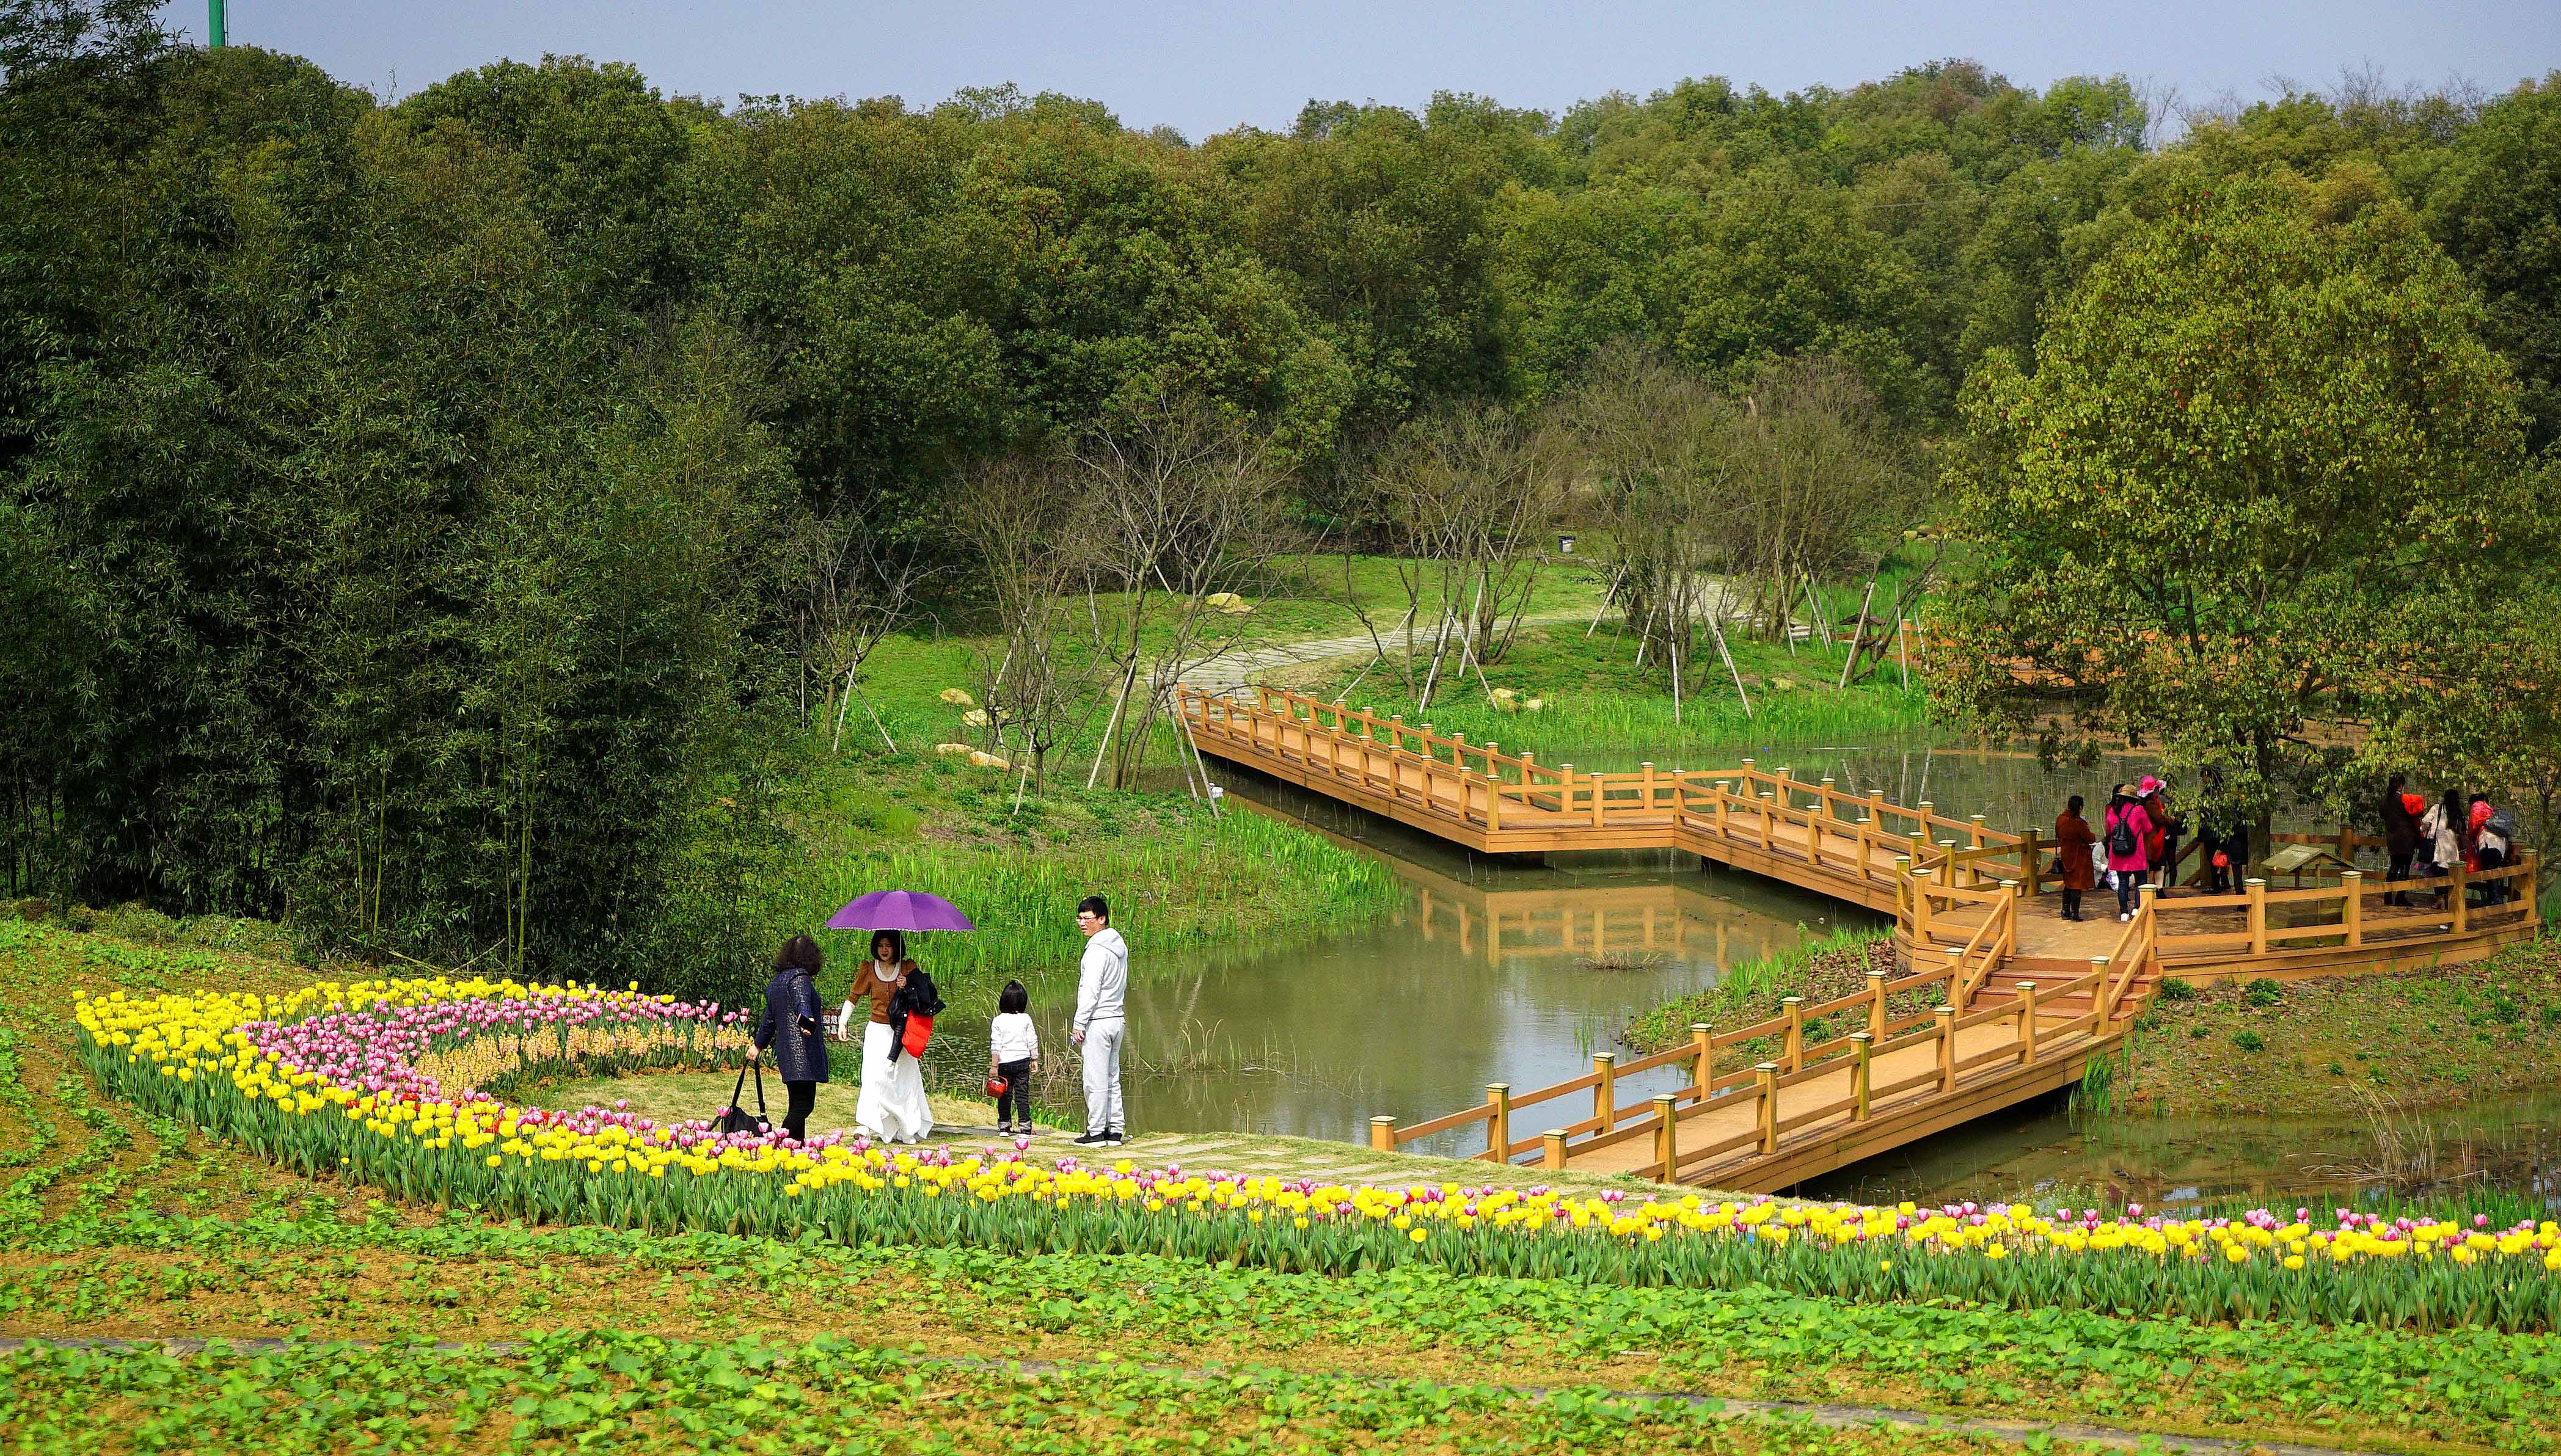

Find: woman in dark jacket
[752,934,829,1142]
[2381,774,2421,907]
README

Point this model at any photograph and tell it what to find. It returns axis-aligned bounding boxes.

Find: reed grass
[801,810,1400,1006]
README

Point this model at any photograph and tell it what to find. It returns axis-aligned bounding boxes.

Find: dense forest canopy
[2,0,2552,985]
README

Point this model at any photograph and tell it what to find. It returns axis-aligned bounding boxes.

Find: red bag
[901,1012,933,1058]
[984,1074,1009,1099]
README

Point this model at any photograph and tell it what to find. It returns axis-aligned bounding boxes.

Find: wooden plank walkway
[1180,686,2543,1193]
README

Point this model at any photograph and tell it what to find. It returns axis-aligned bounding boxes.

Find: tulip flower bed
[73,974,2561,1334]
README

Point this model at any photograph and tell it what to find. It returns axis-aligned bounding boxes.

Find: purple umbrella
[825,889,976,933]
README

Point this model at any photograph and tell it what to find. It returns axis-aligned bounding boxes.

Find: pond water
[953,738,2556,1210]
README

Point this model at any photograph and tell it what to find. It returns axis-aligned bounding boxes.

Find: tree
[953,448,1098,796]
[1720,355,1912,641]
[1076,393,1290,789]
[2424,74,2561,454]
[2363,568,2561,911]
[1561,343,1744,700]
[1935,184,2537,846]
[1361,404,1565,708]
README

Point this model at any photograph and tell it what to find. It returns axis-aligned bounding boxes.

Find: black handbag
[715,1058,771,1137]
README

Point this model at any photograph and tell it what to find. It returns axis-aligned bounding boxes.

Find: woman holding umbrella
[829,890,973,1145]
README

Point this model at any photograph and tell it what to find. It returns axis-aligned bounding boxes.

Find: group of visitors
[2380,775,2518,907]
[2050,776,2224,923]
[2049,771,2521,925]
[744,894,1134,1149]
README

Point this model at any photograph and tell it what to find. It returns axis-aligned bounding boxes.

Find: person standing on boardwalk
[2136,776,2177,888]
[2053,795,2097,922]
[751,935,829,1143]
[2102,785,2154,922]
[2417,788,2467,912]
[1070,894,1129,1148]
[2381,774,2422,907]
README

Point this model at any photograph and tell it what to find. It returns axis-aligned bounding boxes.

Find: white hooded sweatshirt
[1075,926,1128,1034]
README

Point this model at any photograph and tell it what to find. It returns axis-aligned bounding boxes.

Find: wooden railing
[2148,859,2539,964]
[1183,685,2022,892]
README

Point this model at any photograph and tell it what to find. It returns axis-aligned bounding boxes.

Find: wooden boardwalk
[1180,686,2543,1193]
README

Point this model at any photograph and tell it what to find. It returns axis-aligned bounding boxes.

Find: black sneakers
[1072,1130,1111,1147]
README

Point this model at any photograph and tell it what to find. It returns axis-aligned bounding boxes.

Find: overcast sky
[163,1,2561,137]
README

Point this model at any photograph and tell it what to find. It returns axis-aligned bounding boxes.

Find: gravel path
[1184,608,1594,694]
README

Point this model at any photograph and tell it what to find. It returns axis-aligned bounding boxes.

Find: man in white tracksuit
[1069,894,1128,1147]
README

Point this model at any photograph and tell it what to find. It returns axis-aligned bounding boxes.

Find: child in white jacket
[988,980,1040,1134]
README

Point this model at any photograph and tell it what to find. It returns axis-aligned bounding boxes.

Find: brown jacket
[2054,812,2099,892]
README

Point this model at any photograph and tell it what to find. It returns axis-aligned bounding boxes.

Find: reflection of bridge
[1401,867,1796,969]
[1182,686,2543,1193]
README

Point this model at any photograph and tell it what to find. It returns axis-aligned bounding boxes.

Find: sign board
[2261,843,2352,879]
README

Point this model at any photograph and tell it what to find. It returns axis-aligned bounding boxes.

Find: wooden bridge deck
[1181,686,2542,1193]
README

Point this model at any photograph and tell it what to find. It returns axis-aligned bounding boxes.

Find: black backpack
[2105,812,2139,859]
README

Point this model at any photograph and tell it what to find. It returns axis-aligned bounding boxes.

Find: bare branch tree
[792,501,932,752]
[952,450,1100,796]
[1077,393,1293,790]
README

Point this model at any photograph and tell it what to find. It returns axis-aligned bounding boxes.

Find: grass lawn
[1270,621,1938,762]
[2110,934,2561,1116]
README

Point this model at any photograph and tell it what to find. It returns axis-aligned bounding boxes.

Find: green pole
[209,0,227,47]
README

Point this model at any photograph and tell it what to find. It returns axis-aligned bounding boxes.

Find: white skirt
[855,1021,933,1144]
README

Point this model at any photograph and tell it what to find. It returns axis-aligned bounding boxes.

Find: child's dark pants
[995,1058,1032,1126]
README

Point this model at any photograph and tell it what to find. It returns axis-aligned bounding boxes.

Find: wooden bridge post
[1850,1033,1872,1119]
[1866,970,1888,1041]
[1542,1130,1568,1171]
[2245,878,2267,955]
[1642,762,1657,814]
[1781,997,1805,1072]
[1481,771,1502,832]
[1591,1053,1616,1134]
[2015,983,2039,1065]
[1483,1084,1510,1165]
[1754,1063,1779,1154]
[1909,867,1934,942]
[1969,813,1987,850]
[1690,1023,1714,1093]
[1369,1116,1397,1152]
[1590,768,1606,828]
[1868,788,1887,832]
[2342,870,2362,947]
[2020,828,2042,897]
[1819,777,1836,817]
[1518,752,1536,809]
[1653,1094,1679,1181]
[1934,1006,1956,1093]
[2091,956,2113,1025]
[2452,864,2470,935]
